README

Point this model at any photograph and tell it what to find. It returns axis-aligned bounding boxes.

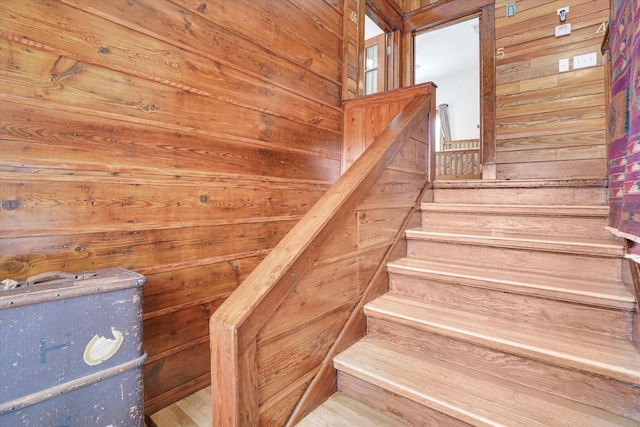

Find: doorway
[403,0,496,179]
[415,17,481,179]
[364,15,386,95]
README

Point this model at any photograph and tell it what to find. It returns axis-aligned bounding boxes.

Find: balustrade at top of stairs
[435,140,481,180]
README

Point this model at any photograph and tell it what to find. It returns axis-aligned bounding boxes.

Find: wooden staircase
[297,180,640,426]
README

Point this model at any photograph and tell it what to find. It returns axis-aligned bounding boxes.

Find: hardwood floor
[149,387,212,427]
[296,393,408,426]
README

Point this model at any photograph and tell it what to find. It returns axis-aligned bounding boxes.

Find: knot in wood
[1,199,22,211]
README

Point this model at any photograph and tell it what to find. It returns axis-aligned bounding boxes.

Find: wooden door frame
[364,33,388,94]
[365,0,404,92]
[366,0,496,178]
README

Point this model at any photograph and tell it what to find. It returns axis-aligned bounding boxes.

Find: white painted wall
[414,18,480,142]
[365,15,384,39]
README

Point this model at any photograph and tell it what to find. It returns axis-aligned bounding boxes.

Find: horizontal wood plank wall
[0,0,343,415]
[388,0,437,13]
[343,0,364,100]
[392,0,608,180]
[390,0,423,12]
[209,85,434,426]
[255,88,433,424]
[495,0,609,179]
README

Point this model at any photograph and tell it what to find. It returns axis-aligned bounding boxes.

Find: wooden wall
[0,0,343,414]
[494,0,609,180]
[208,85,433,425]
[343,0,364,99]
[388,0,609,180]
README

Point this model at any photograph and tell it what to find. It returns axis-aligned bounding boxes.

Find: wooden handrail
[210,84,436,426]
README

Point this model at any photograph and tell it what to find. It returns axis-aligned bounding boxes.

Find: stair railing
[210,83,436,426]
[436,147,481,179]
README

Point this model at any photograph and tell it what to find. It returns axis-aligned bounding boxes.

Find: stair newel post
[209,322,259,427]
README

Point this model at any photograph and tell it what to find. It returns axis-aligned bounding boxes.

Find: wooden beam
[404,0,494,32]
[367,0,405,32]
[480,4,496,168]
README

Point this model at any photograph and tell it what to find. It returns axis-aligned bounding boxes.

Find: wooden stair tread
[296,392,408,426]
[433,178,608,189]
[421,203,610,217]
[406,228,623,256]
[387,257,636,309]
[365,294,640,385]
[335,338,637,427]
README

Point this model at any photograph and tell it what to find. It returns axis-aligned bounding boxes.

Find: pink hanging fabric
[607,0,640,261]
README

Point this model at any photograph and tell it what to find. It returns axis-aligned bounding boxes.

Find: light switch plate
[555,23,571,37]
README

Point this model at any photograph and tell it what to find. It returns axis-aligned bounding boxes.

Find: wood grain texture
[337,371,471,426]
[388,267,633,338]
[406,229,623,281]
[342,84,433,172]
[420,203,614,239]
[369,0,606,182]
[150,386,213,427]
[286,188,429,426]
[336,338,639,426]
[3,0,342,134]
[0,100,339,183]
[368,0,405,31]
[367,316,640,421]
[367,294,640,384]
[404,0,494,31]
[494,0,609,179]
[392,0,496,173]
[0,0,343,413]
[432,178,608,205]
[209,86,435,426]
[296,393,408,426]
[342,0,363,100]
[304,176,635,423]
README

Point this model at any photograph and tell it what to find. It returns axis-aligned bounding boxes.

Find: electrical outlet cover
[573,52,597,69]
[559,58,569,72]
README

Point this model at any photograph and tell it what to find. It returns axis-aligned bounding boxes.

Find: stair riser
[337,371,472,427]
[407,239,622,281]
[421,212,613,240]
[388,273,633,339]
[433,187,607,205]
[367,317,640,421]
